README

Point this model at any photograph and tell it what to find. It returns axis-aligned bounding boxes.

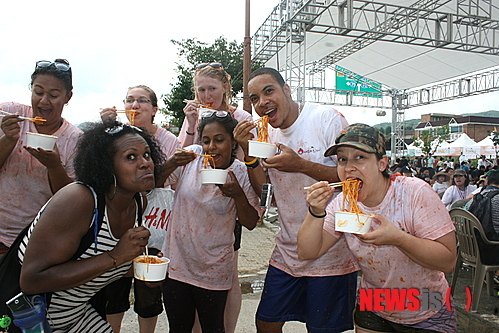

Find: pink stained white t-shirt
[267,102,359,277]
[0,102,82,247]
[162,145,260,290]
[323,175,455,325]
[178,108,256,161]
[154,126,180,159]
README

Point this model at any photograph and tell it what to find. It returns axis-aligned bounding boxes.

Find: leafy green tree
[161,37,262,129]
[412,125,450,157]
[488,128,499,160]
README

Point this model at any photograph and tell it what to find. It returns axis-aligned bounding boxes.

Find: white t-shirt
[163,145,260,290]
[432,182,448,194]
[0,102,82,247]
[441,184,477,210]
[267,102,359,277]
[324,175,455,325]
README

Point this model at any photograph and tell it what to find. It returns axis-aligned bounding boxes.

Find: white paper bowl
[25,132,57,151]
[133,256,170,282]
[248,141,278,159]
[335,211,373,234]
[201,169,229,185]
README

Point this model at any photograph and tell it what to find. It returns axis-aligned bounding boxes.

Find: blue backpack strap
[74,182,104,256]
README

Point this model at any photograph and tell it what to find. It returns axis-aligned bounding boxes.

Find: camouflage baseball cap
[324,123,386,156]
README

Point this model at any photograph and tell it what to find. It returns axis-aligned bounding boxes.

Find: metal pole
[243,0,252,113]
[391,94,397,163]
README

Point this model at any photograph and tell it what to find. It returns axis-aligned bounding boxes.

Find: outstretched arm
[20,184,149,294]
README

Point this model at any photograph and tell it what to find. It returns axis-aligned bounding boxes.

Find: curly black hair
[30,58,73,93]
[74,122,165,195]
[197,112,239,157]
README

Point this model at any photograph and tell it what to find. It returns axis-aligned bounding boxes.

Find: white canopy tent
[464,135,498,157]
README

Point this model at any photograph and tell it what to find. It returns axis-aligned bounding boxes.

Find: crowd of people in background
[1,59,498,333]
[387,154,499,209]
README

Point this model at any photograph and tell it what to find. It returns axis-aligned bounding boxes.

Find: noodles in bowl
[335,179,373,234]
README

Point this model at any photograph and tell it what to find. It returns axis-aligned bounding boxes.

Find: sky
[1,0,497,128]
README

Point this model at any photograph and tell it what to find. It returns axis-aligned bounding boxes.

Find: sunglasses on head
[105,124,144,135]
[196,62,223,70]
[200,110,230,119]
[36,60,71,72]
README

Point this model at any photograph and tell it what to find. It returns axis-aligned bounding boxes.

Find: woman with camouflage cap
[298,123,457,333]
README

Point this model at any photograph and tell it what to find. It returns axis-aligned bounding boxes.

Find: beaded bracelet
[308,206,327,218]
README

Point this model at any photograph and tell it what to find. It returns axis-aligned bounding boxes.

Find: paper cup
[201,169,229,185]
[25,132,57,151]
[133,256,169,282]
[334,211,373,234]
[248,141,278,159]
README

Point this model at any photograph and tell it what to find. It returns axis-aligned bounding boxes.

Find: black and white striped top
[19,201,136,333]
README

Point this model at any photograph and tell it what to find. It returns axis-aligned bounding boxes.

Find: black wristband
[246,159,260,169]
[186,131,195,136]
[308,206,327,218]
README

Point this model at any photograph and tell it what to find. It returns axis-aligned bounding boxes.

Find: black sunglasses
[196,62,223,70]
[36,60,71,72]
[105,124,143,135]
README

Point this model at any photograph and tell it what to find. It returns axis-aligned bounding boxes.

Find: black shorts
[105,249,163,318]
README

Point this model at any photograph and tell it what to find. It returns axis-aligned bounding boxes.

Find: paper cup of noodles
[201,169,229,185]
[248,141,278,159]
[25,132,58,151]
[133,256,170,282]
[334,211,373,234]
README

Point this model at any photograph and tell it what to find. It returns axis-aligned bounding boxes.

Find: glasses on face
[454,175,465,179]
[200,110,230,119]
[196,62,223,70]
[36,60,71,71]
[105,124,144,135]
[124,98,151,105]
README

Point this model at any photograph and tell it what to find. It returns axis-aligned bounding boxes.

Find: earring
[107,175,117,200]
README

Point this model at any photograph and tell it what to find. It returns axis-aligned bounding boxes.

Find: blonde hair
[193,65,233,111]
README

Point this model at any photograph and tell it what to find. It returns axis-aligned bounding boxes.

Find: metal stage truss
[250,0,499,158]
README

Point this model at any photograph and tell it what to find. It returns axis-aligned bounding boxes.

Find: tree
[489,127,499,161]
[161,37,262,129]
[412,125,450,157]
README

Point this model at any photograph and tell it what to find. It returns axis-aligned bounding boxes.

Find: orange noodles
[256,115,269,143]
[341,179,363,214]
[175,148,215,168]
[134,256,164,264]
[201,103,215,109]
[202,154,215,169]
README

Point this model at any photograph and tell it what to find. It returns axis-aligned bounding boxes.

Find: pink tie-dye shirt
[0,102,82,247]
[162,145,260,290]
[324,175,455,325]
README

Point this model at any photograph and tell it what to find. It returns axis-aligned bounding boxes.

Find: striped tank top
[18,200,140,333]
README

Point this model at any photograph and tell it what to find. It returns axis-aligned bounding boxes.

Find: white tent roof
[447,133,476,147]
[473,136,495,147]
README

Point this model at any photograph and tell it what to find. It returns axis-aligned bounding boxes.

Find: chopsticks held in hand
[0,110,46,124]
[303,182,344,190]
